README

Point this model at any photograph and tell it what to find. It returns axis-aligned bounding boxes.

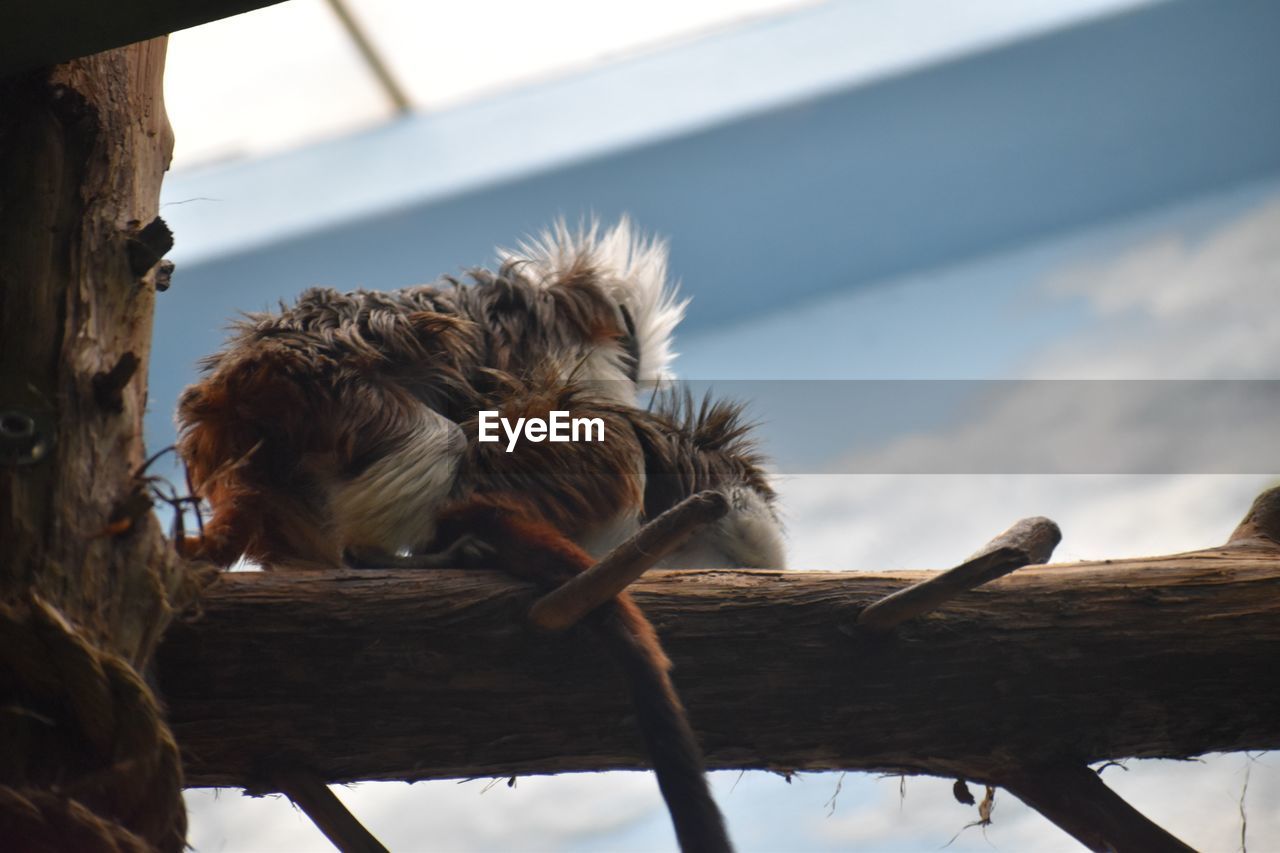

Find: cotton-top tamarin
[176,219,784,853]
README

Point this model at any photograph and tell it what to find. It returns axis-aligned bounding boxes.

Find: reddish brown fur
[433,494,667,666]
[177,311,480,568]
[174,236,756,852]
[431,496,729,853]
[177,263,642,569]
[454,374,645,540]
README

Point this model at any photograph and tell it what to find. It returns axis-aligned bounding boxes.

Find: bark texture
[158,539,1280,790]
[0,41,195,850]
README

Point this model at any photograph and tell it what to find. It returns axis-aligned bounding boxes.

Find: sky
[162,0,1155,173]
[162,0,816,170]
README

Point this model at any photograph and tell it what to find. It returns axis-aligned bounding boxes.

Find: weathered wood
[0,41,184,660]
[1229,486,1280,546]
[158,542,1280,790]
[0,1,290,76]
[0,41,195,850]
[274,771,389,853]
[858,515,1061,632]
[529,490,728,631]
[1001,764,1196,852]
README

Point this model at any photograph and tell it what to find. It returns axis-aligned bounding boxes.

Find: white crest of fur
[501,217,688,388]
[331,406,465,554]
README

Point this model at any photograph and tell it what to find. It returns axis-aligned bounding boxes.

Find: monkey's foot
[344,535,497,570]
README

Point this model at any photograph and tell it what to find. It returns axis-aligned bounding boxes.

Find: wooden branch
[990,493,1280,850]
[1001,764,1195,852]
[273,772,389,853]
[857,516,1061,632]
[157,538,1280,789]
[1,1,289,76]
[529,490,729,631]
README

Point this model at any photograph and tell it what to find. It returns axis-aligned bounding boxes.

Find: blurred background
[151,0,1280,849]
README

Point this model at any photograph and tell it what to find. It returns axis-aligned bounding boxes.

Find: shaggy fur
[176,221,776,853]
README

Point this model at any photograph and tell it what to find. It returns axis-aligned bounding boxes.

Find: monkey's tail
[432,497,733,853]
[595,598,734,853]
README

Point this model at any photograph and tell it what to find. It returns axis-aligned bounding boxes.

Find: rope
[0,595,186,851]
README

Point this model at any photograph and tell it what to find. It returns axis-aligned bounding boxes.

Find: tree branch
[273,771,389,853]
[529,490,728,631]
[158,535,1280,790]
[857,516,1060,632]
[1001,764,1195,852]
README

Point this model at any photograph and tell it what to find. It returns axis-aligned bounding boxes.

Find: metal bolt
[0,410,36,439]
[0,408,52,465]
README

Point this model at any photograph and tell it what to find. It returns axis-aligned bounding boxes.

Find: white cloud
[1035,197,1280,379]
[807,755,1273,852]
[768,193,1280,850]
[187,774,664,852]
[779,473,1272,570]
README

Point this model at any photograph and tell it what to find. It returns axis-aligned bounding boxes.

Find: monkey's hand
[344,535,497,570]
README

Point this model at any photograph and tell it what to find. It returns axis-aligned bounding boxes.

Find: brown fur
[454,373,646,538]
[176,248,775,853]
[431,495,732,853]
[177,310,480,567]
[634,388,776,521]
[177,257,636,567]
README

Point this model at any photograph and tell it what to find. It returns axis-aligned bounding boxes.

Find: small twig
[857,516,1060,632]
[1001,763,1194,853]
[1228,486,1280,547]
[184,463,205,538]
[824,771,845,816]
[135,444,178,477]
[274,771,388,853]
[528,490,729,632]
[1238,754,1252,853]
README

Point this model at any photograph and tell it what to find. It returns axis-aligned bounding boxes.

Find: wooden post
[0,40,195,850]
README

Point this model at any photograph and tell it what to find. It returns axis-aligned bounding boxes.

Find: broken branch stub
[857,516,1061,632]
[528,490,729,632]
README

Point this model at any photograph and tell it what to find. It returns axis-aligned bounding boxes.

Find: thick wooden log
[0,41,196,850]
[0,42,185,660]
[158,542,1280,789]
